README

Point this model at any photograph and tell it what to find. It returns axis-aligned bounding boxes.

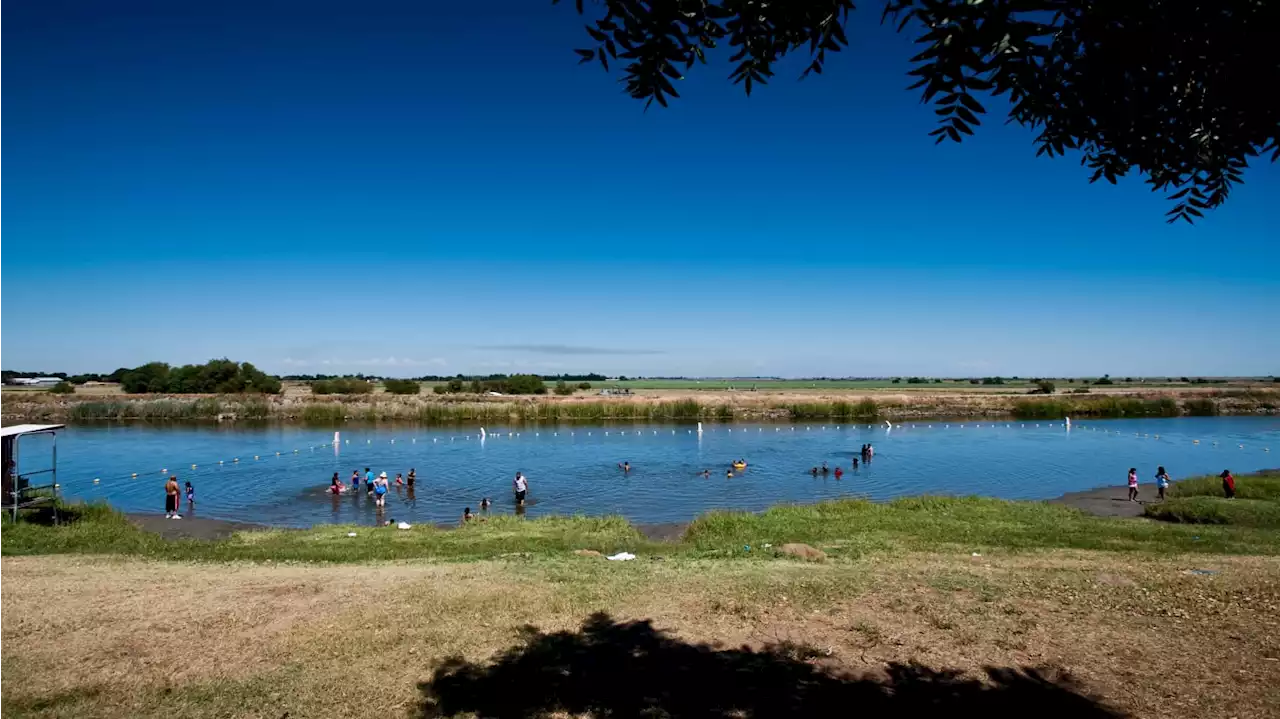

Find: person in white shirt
[513,472,529,507]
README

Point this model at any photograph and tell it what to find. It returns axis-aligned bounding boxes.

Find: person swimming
[701,469,711,478]
[821,462,829,474]
[619,461,631,473]
[834,466,844,479]
[726,469,734,478]
[810,467,819,476]
[480,497,492,512]
[852,456,859,469]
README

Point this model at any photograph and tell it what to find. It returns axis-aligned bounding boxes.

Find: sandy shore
[126,513,266,540]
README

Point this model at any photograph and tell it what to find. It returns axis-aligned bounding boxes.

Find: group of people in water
[328,467,419,508]
[326,466,527,522]
[162,475,196,519]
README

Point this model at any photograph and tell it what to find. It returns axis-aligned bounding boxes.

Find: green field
[586,377,1258,391]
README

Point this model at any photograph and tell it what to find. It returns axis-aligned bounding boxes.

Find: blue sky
[4,0,1277,378]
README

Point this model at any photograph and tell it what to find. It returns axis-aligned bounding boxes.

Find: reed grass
[1012,396,1182,419]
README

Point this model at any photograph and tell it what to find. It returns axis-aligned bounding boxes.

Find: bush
[47,381,76,394]
[383,379,420,395]
[1094,374,1114,385]
[1070,387,1090,394]
[312,378,374,395]
[981,377,1005,385]
[1031,380,1056,394]
[1183,398,1219,416]
[577,382,592,390]
[553,380,574,396]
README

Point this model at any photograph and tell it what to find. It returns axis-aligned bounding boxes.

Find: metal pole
[52,432,59,526]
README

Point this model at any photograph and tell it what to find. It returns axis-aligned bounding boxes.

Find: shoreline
[4,387,1277,424]
[122,482,1198,541]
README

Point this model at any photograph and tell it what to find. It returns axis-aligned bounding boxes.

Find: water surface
[22,417,1279,527]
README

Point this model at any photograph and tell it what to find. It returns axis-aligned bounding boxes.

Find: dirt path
[1049,486,1148,518]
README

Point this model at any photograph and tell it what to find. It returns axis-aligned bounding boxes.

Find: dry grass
[4,551,1279,718]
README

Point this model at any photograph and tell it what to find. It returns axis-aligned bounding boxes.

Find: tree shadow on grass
[419,612,1125,718]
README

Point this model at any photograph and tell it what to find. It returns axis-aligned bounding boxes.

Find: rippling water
[24,417,1279,527]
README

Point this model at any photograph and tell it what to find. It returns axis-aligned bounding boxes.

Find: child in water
[395,473,404,487]
[351,470,360,491]
[185,480,195,505]
[834,467,843,479]
[480,497,491,512]
[701,469,711,479]
[330,475,343,495]
[463,507,475,522]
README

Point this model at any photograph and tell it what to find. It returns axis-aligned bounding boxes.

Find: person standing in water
[351,470,361,492]
[164,475,182,519]
[1127,467,1139,502]
[374,472,389,507]
[1221,470,1236,499]
[407,468,416,487]
[365,467,374,495]
[834,466,843,479]
[1155,466,1171,501]
[480,497,492,513]
[185,480,196,506]
[330,475,344,495]
[619,461,631,473]
[852,456,859,470]
[513,472,529,507]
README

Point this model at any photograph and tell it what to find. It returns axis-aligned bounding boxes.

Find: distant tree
[554,379,574,396]
[577,382,593,390]
[891,377,901,384]
[312,378,373,395]
[383,379,421,395]
[1094,374,1115,385]
[47,381,76,395]
[981,377,1005,385]
[933,378,943,383]
[559,0,1278,223]
[1032,380,1056,395]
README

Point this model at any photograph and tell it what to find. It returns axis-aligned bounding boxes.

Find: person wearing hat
[375,471,390,507]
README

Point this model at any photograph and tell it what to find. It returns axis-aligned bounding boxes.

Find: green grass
[7,477,1280,563]
[1140,472,1280,528]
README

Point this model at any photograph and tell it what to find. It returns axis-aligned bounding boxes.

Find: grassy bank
[7,481,1280,563]
[1143,472,1280,528]
[4,387,1277,424]
[6,478,1280,719]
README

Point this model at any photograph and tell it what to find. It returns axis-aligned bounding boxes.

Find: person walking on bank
[164,475,182,519]
[1155,466,1171,501]
[1127,467,1139,502]
[1222,470,1236,499]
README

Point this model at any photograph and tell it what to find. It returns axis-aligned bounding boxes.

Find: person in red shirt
[1221,470,1236,499]
[834,466,844,479]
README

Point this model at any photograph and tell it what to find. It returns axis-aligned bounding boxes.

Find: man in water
[365,467,374,495]
[619,462,631,473]
[164,475,182,519]
[513,472,529,507]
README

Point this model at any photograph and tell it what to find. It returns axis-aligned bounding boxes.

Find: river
[21,416,1279,527]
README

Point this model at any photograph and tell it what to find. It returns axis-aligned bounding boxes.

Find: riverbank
[7,474,1280,561]
[4,386,1277,424]
[4,480,1279,718]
